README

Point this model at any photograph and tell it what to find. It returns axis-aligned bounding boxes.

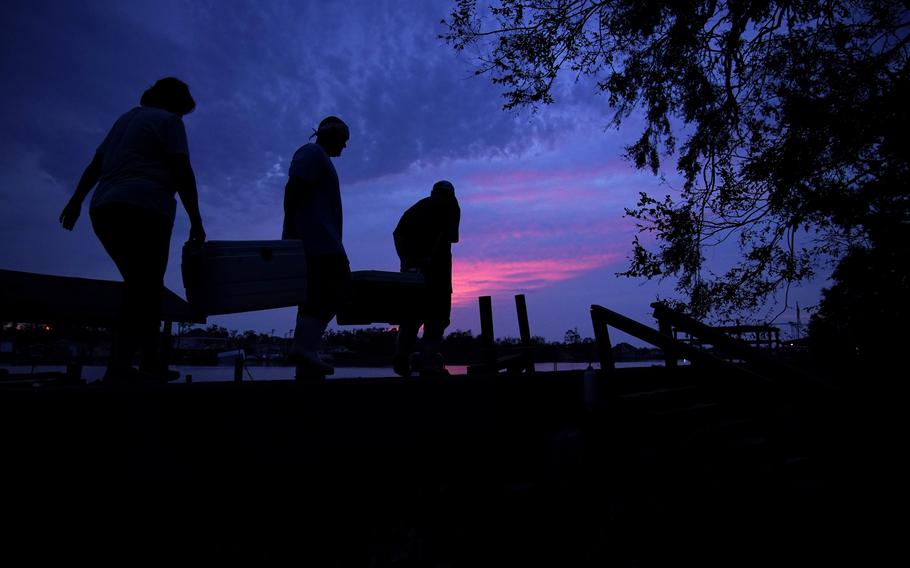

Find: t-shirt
[89,106,189,223]
[282,143,345,256]
[393,194,460,290]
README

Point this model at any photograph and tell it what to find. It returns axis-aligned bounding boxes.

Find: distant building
[174,336,232,351]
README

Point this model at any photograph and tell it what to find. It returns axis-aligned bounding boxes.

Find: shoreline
[1,360,673,382]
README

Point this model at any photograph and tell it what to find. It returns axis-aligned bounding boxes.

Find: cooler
[181,240,307,315]
[336,270,425,325]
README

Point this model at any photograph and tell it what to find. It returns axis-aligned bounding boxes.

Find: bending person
[60,77,205,383]
[282,116,351,380]
[393,180,460,377]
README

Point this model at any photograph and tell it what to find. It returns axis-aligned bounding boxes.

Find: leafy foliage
[443,1,910,321]
[809,219,910,372]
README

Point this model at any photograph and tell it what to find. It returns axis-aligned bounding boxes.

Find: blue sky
[0,0,827,343]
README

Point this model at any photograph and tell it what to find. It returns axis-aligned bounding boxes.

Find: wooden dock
[0,277,888,564]
[0,365,883,566]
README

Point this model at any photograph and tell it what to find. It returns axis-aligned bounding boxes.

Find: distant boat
[216,349,245,365]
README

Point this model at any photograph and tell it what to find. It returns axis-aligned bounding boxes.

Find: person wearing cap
[282,116,351,379]
[392,180,461,376]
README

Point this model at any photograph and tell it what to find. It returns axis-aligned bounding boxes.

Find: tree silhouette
[443,1,910,321]
[809,219,909,374]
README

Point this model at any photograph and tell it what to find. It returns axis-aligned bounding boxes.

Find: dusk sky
[0,0,827,343]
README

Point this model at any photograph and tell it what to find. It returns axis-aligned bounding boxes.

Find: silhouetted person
[60,77,205,383]
[392,180,460,376]
[283,116,351,379]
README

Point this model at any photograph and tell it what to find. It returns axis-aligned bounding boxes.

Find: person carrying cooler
[60,77,205,383]
[392,180,460,377]
[282,116,351,380]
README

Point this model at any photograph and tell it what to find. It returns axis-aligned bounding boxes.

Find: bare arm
[168,153,205,242]
[59,152,103,230]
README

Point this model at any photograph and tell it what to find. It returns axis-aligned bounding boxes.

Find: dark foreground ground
[0,367,896,566]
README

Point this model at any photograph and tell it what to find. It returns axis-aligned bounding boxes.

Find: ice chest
[336,270,425,325]
[181,240,307,315]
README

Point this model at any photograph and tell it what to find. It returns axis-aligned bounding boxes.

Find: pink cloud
[464,178,600,205]
[466,162,634,189]
[462,162,644,205]
[451,253,623,306]
[461,215,641,254]
[461,173,658,215]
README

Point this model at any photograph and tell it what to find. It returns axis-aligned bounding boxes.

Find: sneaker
[140,367,181,383]
[160,369,181,382]
[290,351,334,376]
[414,352,449,377]
[102,366,163,385]
[419,366,451,378]
[295,365,327,381]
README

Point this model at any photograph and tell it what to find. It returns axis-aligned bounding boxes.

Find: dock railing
[648,302,827,388]
[590,304,754,373]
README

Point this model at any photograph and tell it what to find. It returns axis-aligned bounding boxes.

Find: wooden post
[590,306,615,373]
[514,294,535,374]
[515,294,531,344]
[234,356,243,382]
[160,320,173,371]
[479,296,495,367]
[657,319,679,368]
